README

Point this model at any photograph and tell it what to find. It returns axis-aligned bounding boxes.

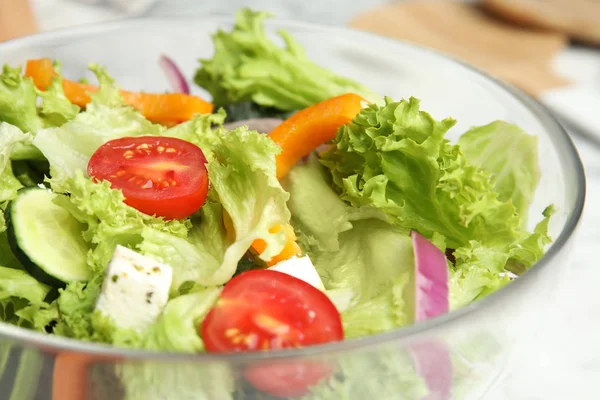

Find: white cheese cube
[268,256,325,291]
[95,245,173,331]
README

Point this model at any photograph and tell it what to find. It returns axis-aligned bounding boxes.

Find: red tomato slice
[244,360,334,398]
[202,270,342,397]
[87,136,209,220]
[201,270,344,353]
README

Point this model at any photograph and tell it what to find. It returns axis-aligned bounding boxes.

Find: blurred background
[1,0,600,399]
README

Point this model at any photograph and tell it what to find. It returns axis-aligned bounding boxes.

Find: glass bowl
[0,15,585,400]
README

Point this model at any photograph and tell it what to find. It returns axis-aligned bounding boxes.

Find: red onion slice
[159,55,190,94]
[411,231,450,321]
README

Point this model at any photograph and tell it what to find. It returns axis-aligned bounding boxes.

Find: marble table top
[26,1,600,398]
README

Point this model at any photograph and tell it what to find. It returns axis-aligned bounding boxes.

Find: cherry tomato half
[88,136,209,220]
[201,270,344,353]
[202,270,342,397]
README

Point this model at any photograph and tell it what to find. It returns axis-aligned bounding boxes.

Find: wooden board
[350,1,571,97]
[482,0,600,46]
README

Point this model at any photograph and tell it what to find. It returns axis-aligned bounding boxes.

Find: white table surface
[28,1,600,398]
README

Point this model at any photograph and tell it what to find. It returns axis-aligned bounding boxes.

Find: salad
[0,8,553,399]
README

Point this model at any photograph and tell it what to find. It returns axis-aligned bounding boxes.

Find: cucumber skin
[4,190,67,288]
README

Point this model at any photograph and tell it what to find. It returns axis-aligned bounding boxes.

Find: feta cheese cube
[95,245,172,331]
[268,255,325,291]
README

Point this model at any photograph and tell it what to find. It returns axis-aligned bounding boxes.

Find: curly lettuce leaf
[139,203,228,294]
[53,275,103,340]
[449,205,553,309]
[320,97,526,250]
[163,109,226,159]
[0,266,56,330]
[194,8,374,110]
[0,64,78,136]
[317,97,552,309]
[49,171,190,274]
[32,65,164,182]
[141,126,290,288]
[458,121,540,223]
[0,123,32,232]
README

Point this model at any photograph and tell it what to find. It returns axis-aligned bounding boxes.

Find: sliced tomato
[88,136,209,220]
[244,360,334,398]
[201,270,342,397]
[201,270,344,353]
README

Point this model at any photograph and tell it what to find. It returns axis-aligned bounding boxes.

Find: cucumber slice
[6,188,91,287]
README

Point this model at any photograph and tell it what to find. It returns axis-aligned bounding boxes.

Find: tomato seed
[225,328,240,338]
[123,150,134,159]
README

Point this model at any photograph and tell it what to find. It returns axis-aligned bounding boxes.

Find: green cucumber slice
[6,188,91,287]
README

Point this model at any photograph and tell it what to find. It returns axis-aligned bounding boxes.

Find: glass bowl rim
[0,14,586,362]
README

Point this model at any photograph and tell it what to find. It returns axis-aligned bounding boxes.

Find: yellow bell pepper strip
[267,93,367,180]
[24,58,214,125]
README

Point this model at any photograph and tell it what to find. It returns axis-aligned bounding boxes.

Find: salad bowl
[0,12,585,400]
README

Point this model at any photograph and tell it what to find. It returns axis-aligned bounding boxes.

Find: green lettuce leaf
[163,109,226,158]
[207,126,289,265]
[50,170,190,273]
[194,8,374,110]
[458,121,540,222]
[37,76,80,126]
[0,123,32,232]
[0,266,55,329]
[283,155,353,252]
[340,273,409,338]
[141,126,290,288]
[53,274,103,340]
[507,204,555,274]
[313,218,413,338]
[285,158,414,338]
[448,242,512,310]
[139,203,227,294]
[32,65,164,182]
[0,230,23,269]
[449,204,554,309]
[0,64,79,134]
[315,97,551,312]
[320,96,525,250]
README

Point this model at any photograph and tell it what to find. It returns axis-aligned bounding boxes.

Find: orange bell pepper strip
[267,93,367,180]
[251,224,303,267]
[24,58,213,124]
